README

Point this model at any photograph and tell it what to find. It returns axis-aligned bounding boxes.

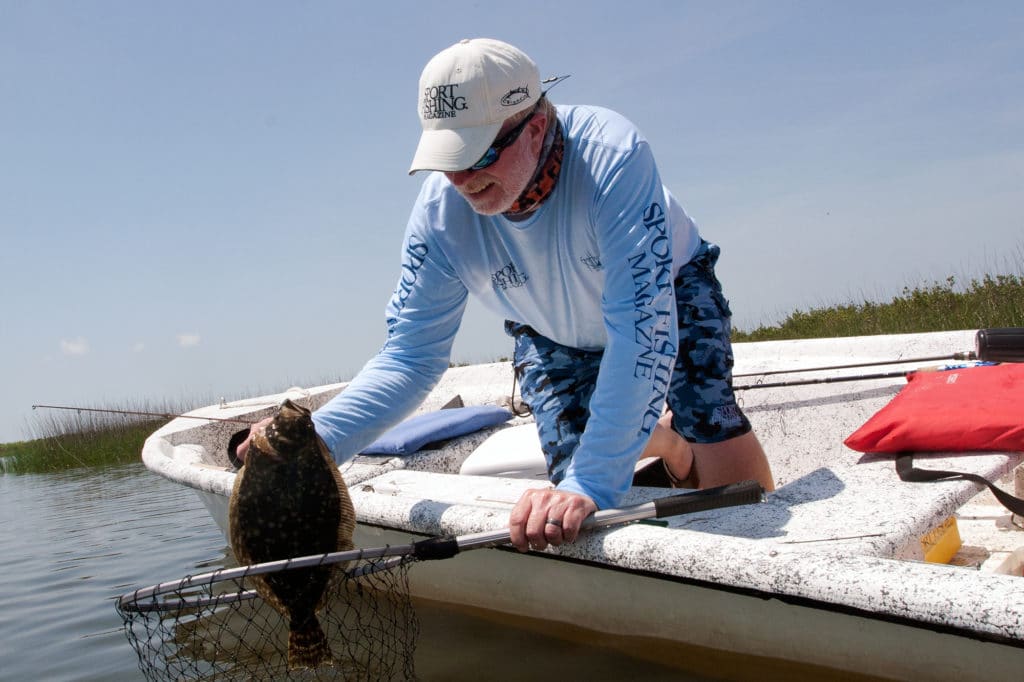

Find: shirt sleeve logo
[580,253,603,271]
[385,237,429,336]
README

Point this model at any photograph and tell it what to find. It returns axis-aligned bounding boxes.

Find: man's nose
[445,169,474,186]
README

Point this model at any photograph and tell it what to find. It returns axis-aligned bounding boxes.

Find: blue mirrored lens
[470,148,499,171]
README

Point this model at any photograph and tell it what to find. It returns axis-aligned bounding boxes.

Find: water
[0,464,225,680]
[0,463,701,681]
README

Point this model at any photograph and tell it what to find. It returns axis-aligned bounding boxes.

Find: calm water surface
[0,462,702,681]
[0,463,223,680]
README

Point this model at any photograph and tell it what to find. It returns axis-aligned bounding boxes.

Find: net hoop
[117,545,416,613]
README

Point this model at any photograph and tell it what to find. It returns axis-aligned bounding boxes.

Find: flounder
[228,399,356,669]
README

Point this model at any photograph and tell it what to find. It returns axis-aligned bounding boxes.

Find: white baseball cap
[409,38,541,174]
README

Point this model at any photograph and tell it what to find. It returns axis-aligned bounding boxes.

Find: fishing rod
[31,404,256,425]
[735,369,923,391]
[734,327,1024,379]
[732,351,977,379]
[734,328,1024,390]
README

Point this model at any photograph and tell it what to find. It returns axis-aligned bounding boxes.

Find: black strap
[895,452,1024,516]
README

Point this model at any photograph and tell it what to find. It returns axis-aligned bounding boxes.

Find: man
[241,38,773,553]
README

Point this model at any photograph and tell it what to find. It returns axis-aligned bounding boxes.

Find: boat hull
[147,331,1024,680]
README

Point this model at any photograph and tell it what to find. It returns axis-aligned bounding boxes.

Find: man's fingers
[508,493,536,552]
[509,488,597,552]
[543,513,566,546]
[229,417,273,467]
[236,437,251,463]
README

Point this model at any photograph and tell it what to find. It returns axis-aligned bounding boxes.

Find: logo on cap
[422,83,468,120]
[500,87,530,107]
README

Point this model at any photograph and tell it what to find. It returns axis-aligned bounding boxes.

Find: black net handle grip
[976,327,1024,363]
[652,479,764,518]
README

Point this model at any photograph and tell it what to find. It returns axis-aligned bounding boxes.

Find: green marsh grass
[734,273,1024,342]
[0,400,185,475]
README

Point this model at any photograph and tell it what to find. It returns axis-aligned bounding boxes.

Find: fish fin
[287,614,333,670]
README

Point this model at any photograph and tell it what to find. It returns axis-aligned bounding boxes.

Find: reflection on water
[0,463,704,681]
[0,463,226,681]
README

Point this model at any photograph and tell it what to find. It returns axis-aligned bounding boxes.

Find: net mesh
[117,556,419,681]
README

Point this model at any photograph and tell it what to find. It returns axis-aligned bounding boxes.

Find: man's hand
[508,487,597,552]
[233,417,273,464]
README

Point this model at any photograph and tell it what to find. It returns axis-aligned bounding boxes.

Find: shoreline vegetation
[3,271,1022,475]
[732,273,1023,342]
[0,400,191,475]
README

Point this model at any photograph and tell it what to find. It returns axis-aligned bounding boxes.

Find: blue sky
[2,1,1022,443]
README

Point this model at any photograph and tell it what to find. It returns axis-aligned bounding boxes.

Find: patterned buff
[504,119,565,218]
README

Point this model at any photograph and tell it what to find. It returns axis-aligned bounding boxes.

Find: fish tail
[287,615,332,670]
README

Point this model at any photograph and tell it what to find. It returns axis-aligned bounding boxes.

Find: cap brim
[408,123,502,175]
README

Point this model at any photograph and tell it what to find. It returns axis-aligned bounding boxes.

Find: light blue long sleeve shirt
[313,104,700,509]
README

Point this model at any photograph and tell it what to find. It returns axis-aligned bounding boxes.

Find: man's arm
[312,219,470,463]
[557,140,679,508]
[510,140,680,551]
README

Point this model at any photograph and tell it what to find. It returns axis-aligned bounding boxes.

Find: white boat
[141,329,1024,681]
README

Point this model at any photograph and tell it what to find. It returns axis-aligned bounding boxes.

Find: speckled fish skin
[228,399,356,670]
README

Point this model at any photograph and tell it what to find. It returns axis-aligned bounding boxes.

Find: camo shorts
[505,239,751,485]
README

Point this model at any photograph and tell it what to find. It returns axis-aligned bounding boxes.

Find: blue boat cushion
[845,363,1024,453]
[361,405,514,456]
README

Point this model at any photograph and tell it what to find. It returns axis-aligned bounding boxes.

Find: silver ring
[545,518,562,528]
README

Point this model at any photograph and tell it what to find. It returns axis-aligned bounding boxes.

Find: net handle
[454,479,762,551]
[118,480,763,607]
[354,480,764,575]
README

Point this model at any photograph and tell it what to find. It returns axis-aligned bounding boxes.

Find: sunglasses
[468,99,544,171]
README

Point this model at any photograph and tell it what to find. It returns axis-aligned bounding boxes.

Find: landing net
[116,555,418,681]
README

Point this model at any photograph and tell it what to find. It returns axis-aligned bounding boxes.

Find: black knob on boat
[976,327,1024,363]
